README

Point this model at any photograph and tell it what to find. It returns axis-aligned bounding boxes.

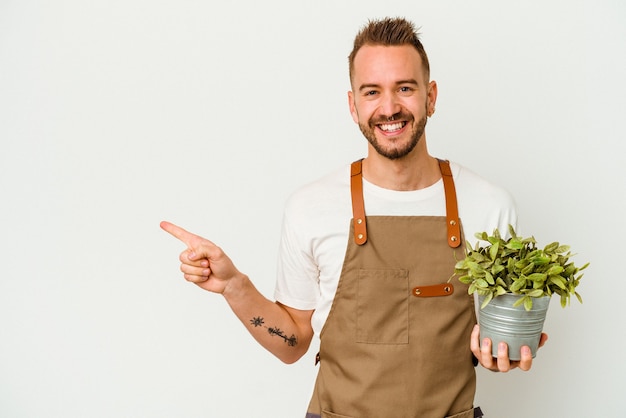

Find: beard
[358,110,428,160]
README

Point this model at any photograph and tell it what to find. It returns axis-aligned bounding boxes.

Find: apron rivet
[414,288,421,295]
[357,218,363,224]
[357,234,364,240]
[450,236,458,242]
[449,220,457,226]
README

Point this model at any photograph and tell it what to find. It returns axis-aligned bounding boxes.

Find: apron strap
[437,159,462,248]
[350,159,367,245]
[349,158,461,248]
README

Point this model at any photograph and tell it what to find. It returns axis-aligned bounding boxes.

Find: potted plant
[453,225,589,360]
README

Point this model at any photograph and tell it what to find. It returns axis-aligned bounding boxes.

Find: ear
[427,80,438,116]
[348,90,359,124]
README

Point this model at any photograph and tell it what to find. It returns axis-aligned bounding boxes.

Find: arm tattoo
[249,316,298,347]
[250,316,265,327]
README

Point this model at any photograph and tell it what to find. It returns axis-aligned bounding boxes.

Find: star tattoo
[250,316,265,327]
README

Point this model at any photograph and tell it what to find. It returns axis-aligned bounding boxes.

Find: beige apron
[306,159,481,418]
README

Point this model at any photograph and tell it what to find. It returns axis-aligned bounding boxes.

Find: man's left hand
[470,324,548,372]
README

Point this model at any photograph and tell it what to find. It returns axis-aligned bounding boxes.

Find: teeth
[379,122,404,132]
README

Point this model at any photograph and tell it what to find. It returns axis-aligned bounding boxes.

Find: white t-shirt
[274,161,518,336]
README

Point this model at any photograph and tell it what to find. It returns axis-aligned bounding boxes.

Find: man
[161,17,546,418]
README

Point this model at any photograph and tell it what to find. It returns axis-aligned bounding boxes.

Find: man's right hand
[160,221,242,294]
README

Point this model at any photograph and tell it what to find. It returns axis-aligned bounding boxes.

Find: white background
[1,0,624,416]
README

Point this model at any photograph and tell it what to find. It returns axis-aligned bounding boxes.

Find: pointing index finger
[160,221,196,246]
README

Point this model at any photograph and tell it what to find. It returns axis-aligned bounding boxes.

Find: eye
[364,90,378,96]
[399,86,414,93]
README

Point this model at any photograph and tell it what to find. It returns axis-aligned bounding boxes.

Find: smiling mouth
[377,121,406,133]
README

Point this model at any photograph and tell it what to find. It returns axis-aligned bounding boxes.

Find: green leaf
[475,231,488,241]
[508,224,517,239]
[546,265,564,276]
[575,292,583,304]
[454,260,467,270]
[544,242,559,252]
[458,275,472,284]
[524,297,533,311]
[507,258,515,271]
[532,254,551,265]
[489,242,500,261]
[492,264,505,276]
[512,296,526,308]
[467,262,484,276]
[475,279,489,288]
[487,236,500,245]
[495,286,507,295]
[480,292,494,309]
[548,275,567,290]
[510,277,527,292]
[521,262,536,275]
[506,239,524,250]
[555,245,571,253]
[527,272,547,282]
[468,283,477,295]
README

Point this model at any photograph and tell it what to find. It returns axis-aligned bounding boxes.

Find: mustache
[369,111,414,126]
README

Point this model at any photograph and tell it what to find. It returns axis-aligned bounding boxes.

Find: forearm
[223,273,314,364]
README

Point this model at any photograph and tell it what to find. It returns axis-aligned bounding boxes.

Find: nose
[378,92,401,120]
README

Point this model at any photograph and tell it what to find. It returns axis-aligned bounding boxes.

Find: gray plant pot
[478,293,550,361]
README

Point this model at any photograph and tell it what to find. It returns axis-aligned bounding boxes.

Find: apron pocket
[356,269,409,344]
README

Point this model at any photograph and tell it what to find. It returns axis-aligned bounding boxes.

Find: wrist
[222,272,249,298]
